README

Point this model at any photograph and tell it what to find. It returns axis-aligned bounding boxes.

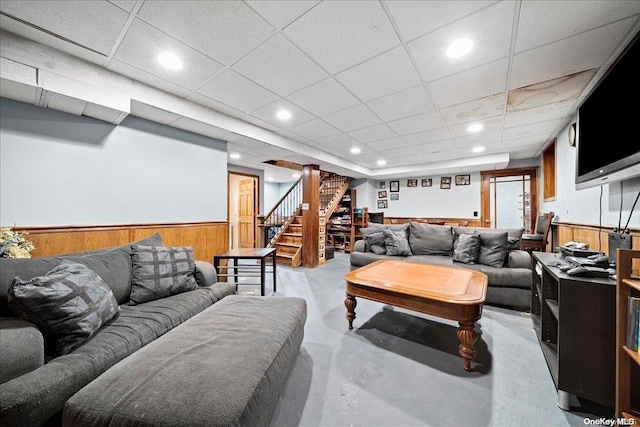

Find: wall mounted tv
[575,32,640,190]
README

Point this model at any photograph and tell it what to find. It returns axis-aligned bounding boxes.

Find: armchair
[520,212,554,252]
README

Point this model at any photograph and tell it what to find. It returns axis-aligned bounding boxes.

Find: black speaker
[608,232,633,263]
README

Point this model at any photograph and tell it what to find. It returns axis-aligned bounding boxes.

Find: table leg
[260,257,266,296]
[345,293,357,330]
[457,320,478,372]
[272,251,277,293]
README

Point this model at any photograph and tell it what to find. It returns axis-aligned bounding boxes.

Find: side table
[213,248,276,296]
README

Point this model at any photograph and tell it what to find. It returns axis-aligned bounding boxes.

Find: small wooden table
[213,248,276,296]
[344,260,488,371]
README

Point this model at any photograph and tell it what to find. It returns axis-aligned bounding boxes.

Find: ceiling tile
[0,0,129,54]
[249,99,315,128]
[314,133,360,149]
[196,69,279,114]
[510,19,635,89]
[409,1,515,82]
[187,93,245,118]
[501,119,561,141]
[516,0,640,53]
[454,129,501,147]
[387,1,497,41]
[448,116,503,138]
[428,58,508,109]
[438,93,505,126]
[289,119,341,140]
[387,111,445,136]
[322,104,381,133]
[286,78,360,117]
[171,117,231,140]
[283,0,400,73]
[336,47,422,102]
[348,124,397,143]
[137,0,274,65]
[108,59,192,98]
[365,137,410,151]
[366,86,435,122]
[231,33,328,96]
[504,100,575,129]
[402,128,452,146]
[246,1,319,29]
[112,19,225,90]
[109,1,136,12]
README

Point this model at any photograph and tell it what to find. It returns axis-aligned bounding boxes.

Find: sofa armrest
[506,250,532,269]
[353,240,366,253]
[0,318,44,384]
[194,261,218,287]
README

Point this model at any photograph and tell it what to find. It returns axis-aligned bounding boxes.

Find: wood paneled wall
[553,222,640,254]
[19,222,229,263]
[383,217,483,227]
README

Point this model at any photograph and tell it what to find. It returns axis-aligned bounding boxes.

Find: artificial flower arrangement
[0,227,35,258]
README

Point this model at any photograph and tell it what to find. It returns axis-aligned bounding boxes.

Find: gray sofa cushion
[454,226,523,251]
[63,295,307,427]
[409,222,453,255]
[477,231,509,268]
[452,233,480,264]
[383,228,412,256]
[0,318,44,385]
[130,245,198,305]
[8,261,120,355]
[364,231,386,253]
[0,282,236,427]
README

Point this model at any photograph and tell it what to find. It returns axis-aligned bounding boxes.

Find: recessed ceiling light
[447,38,473,58]
[276,110,291,120]
[292,173,300,179]
[472,146,485,153]
[157,52,183,70]
[377,159,387,166]
[350,147,361,154]
[467,123,483,133]
[229,152,241,159]
[267,176,274,182]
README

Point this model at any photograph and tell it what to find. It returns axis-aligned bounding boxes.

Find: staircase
[261,173,351,267]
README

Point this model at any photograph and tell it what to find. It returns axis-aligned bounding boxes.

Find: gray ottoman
[62,295,307,427]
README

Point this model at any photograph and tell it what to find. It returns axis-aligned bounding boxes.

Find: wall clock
[568,123,576,146]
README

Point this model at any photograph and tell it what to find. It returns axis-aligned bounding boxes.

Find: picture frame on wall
[440,176,451,189]
[455,174,470,185]
[390,193,399,201]
[378,199,388,209]
[378,190,387,199]
[407,179,418,187]
[379,181,386,189]
[422,178,432,187]
[390,181,399,192]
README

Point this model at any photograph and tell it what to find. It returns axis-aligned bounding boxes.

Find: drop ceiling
[1,1,639,182]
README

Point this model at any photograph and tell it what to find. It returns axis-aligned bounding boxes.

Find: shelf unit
[327,189,356,252]
[531,252,617,410]
[615,249,640,423]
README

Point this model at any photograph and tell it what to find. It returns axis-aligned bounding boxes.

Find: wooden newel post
[301,165,320,268]
[256,215,266,248]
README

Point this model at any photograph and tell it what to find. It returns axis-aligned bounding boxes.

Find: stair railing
[259,176,303,248]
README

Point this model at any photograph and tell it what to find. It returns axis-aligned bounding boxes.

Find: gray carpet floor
[233,253,613,426]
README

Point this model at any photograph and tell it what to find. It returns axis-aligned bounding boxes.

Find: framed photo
[455,174,470,186]
[440,176,451,189]
[378,190,387,199]
[390,180,400,192]
[422,178,432,187]
[390,193,399,201]
[407,179,418,187]
[379,181,386,189]
[377,199,388,209]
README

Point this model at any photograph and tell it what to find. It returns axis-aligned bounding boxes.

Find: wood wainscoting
[552,222,640,255]
[383,217,482,227]
[18,222,229,263]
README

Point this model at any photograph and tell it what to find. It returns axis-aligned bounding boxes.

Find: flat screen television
[575,32,640,190]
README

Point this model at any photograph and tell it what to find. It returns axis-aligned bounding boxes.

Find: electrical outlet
[473,211,478,217]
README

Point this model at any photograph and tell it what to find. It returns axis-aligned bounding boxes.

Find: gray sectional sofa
[0,234,306,427]
[350,222,532,309]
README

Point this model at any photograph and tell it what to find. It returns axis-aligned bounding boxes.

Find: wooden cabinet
[531,252,617,410]
[615,249,640,423]
[327,189,355,252]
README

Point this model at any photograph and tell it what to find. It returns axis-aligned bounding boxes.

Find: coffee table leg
[345,293,357,330]
[457,320,478,372]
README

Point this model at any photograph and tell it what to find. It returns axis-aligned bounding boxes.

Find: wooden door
[480,168,538,231]
[238,178,256,248]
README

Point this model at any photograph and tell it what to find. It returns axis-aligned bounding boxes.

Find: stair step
[276,253,294,259]
[282,233,302,237]
[275,242,301,248]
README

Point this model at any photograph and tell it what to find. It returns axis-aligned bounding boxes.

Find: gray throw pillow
[382,229,412,256]
[453,233,481,264]
[8,261,120,355]
[477,231,509,268]
[409,222,453,255]
[370,245,387,255]
[129,245,198,305]
[364,232,386,253]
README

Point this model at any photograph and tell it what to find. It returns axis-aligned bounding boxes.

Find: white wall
[0,99,228,226]
[542,120,640,229]
[352,175,481,219]
[263,181,295,214]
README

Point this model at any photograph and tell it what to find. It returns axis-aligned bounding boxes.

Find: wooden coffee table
[344,260,488,371]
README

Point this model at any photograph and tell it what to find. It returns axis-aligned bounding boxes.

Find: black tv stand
[531,252,617,410]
